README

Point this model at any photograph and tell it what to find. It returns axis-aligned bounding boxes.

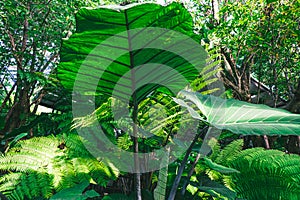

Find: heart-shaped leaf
[175,91,300,135]
[58,3,207,104]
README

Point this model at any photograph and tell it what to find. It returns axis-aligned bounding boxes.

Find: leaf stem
[124,9,142,200]
[168,126,208,200]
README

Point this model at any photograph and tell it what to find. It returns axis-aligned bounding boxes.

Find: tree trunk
[285,80,300,154]
[2,85,30,136]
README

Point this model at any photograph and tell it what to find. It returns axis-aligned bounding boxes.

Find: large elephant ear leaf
[58,3,207,104]
[175,90,300,135]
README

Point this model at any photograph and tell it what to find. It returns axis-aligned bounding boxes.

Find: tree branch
[0,82,17,114]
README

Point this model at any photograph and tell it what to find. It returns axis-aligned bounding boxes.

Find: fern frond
[215,139,243,165]
[0,136,59,173]
[72,98,113,129]
[207,138,221,161]
[224,148,300,200]
[0,172,53,200]
[0,133,119,199]
[117,134,133,150]
[191,46,222,94]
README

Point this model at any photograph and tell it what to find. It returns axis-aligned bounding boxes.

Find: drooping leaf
[6,132,28,151]
[58,3,207,104]
[175,91,300,135]
[203,157,240,174]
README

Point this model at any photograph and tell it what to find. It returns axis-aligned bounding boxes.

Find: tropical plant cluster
[0,0,299,199]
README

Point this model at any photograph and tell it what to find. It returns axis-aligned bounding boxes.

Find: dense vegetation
[0,0,299,199]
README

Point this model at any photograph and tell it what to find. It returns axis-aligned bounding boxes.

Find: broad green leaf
[203,157,240,174]
[50,181,100,200]
[58,3,206,104]
[175,91,300,135]
[190,176,236,199]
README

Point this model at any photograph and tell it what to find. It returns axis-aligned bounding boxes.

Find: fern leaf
[225,148,300,200]
[215,139,243,165]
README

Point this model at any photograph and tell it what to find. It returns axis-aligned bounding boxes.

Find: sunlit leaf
[175,91,300,135]
[58,3,206,104]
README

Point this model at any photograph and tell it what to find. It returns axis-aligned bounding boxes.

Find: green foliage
[175,91,300,135]
[214,139,244,166]
[73,91,189,152]
[189,176,237,200]
[2,1,299,200]
[203,157,239,174]
[214,0,300,100]
[190,47,222,95]
[225,147,300,200]
[57,3,223,199]
[3,114,54,140]
[183,140,241,199]
[102,193,132,200]
[57,2,206,104]
[199,139,300,200]
[0,0,106,143]
[0,133,118,199]
[0,172,53,200]
[102,190,154,200]
[50,181,100,200]
[266,0,278,4]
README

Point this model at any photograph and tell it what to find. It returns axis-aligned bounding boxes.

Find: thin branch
[21,3,29,53]
[219,71,240,92]
[221,47,239,84]
[240,53,254,78]
[39,53,59,73]
[0,82,17,113]
[31,91,45,114]
[6,30,16,51]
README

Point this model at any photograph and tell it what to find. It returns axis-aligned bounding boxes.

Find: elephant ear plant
[57,2,214,199]
[57,2,300,199]
[170,91,300,199]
